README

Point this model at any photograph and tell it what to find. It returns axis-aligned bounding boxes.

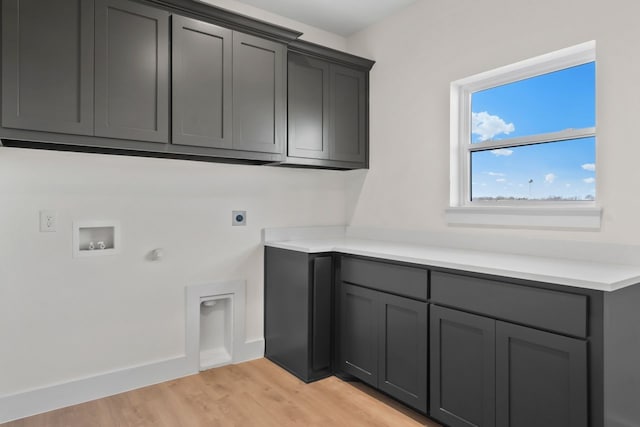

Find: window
[448,41,601,229]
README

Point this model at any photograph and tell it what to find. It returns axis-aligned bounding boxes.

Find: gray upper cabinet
[330,64,366,164]
[94,0,169,143]
[287,53,330,160]
[1,0,94,135]
[285,42,374,169]
[172,16,232,149]
[232,32,286,154]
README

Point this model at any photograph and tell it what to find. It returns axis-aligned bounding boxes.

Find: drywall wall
[346,0,640,245]
[0,148,348,396]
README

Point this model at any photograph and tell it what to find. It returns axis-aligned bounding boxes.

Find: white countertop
[265,237,640,292]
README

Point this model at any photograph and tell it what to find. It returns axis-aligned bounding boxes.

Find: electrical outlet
[39,210,57,232]
[232,210,247,226]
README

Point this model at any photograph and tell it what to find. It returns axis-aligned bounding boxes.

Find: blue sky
[470,62,596,200]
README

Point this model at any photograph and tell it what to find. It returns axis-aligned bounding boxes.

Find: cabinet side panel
[311,256,332,373]
[265,247,310,380]
[604,284,640,427]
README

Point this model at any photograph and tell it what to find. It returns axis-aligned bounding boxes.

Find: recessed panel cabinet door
[378,293,427,412]
[339,283,379,387]
[330,64,366,163]
[2,0,94,135]
[496,321,588,427]
[287,53,330,159]
[172,16,232,149]
[232,32,286,154]
[95,0,169,143]
[430,305,496,427]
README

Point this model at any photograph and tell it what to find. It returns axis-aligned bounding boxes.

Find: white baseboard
[0,356,193,424]
[236,338,265,364]
[0,336,265,424]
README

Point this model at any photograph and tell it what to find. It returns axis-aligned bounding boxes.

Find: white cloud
[496,178,506,182]
[565,183,571,188]
[490,149,514,157]
[472,111,515,142]
[583,177,596,184]
[545,173,556,184]
[487,171,505,176]
[581,163,596,172]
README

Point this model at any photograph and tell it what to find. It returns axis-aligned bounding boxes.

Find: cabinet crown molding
[144,0,303,43]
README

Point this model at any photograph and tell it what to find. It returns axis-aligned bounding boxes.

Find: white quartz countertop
[265,238,640,292]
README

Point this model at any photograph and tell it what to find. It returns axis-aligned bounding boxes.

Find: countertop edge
[264,241,640,292]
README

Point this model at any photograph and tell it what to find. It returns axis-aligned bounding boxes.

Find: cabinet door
[172,16,232,149]
[339,283,379,386]
[232,32,286,154]
[95,0,169,143]
[287,53,330,160]
[430,305,496,427]
[496,321,588,427]
[2,0,94,135]
[329,64,366,163]
[378,293,427,412]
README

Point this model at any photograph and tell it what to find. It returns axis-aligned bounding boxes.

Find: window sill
[445,206,602,230]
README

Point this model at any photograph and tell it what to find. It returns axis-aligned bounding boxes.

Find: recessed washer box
[73,220,121,257]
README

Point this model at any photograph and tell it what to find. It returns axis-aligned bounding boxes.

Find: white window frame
[447,41,601,229]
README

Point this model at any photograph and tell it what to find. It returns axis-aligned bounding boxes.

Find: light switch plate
[232,211,246,226]
[39,210,57,232]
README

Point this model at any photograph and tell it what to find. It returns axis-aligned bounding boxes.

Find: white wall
[0,3,350,397]
[346,0,640,245]
[0,148,348,396]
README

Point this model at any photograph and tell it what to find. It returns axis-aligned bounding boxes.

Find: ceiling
[234,0,419,36]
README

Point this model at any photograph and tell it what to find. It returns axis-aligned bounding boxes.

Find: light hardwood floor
[4,358,441,427]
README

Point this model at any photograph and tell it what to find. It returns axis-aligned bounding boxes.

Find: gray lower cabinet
[171,16,232,149]
[339,283,379,386]
[338,280,428,412]
[430,304,588,427]
[264,247,332,383]
[378,292,427,413]
[94,0,170,143]
[1,0,94,135]
[232,32,286,154]
[430,305,496,427]
[495,321,588,427]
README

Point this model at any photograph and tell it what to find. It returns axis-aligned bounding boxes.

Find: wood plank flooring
[4,358,441,427]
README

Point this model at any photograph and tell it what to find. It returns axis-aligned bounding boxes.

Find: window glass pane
[470,137,596,201]
[470,62,595,143]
